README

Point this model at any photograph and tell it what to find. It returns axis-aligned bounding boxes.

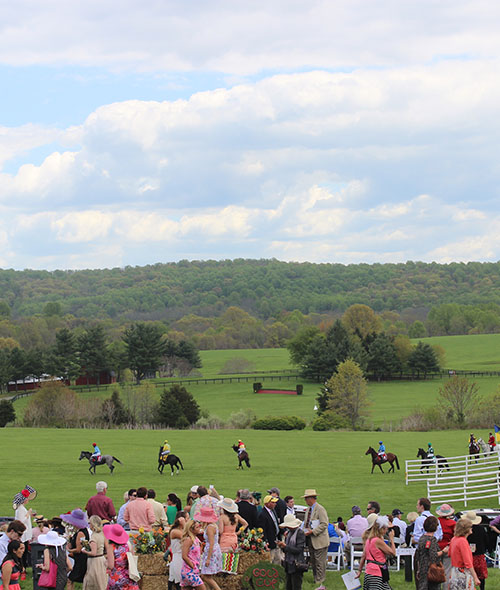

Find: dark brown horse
[417,448,450,473]
[232,445,251,469]
[365,446,400,474]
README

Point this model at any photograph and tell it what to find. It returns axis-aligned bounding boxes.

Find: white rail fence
[405,450,500,506]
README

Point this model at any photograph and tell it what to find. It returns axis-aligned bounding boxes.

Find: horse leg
[378,463,384,473]
[389,461,394,473]
[110,464,114,474]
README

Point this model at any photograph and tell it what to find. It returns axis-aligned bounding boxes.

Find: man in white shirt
[391,509,407,539]
[413,497,442,544]
[284,496,296,516]
[117,489,136,529]
[0,521,26,582]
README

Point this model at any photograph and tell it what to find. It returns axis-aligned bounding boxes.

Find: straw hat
[12,485,37,509]
[279,514,302,529]
[60,508,89,529]
[218,497,238,513]
[197,506,219,523]
[436,504,455,517]
[103,524,130,545]
[366,513,378,529]
[407,512,418,523]
[38,531,66,547]
[461,510,481,525]
[302,489,318,498]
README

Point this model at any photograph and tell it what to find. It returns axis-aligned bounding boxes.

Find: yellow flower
[139,527,145,534]
[257,528,263,533]
[251,529,256,534]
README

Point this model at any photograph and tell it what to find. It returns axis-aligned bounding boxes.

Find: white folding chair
[350,536,364,571]
[327,536,345,570]
[494,535,500,568]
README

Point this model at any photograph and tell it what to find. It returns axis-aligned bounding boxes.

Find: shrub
[312,411,350,431]
[252,415,306,430]
[398,406,449,431]
[0,400,15,427]
[227,409,257,429]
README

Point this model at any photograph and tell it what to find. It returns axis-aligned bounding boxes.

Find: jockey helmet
[238,440,242,443]
[92,443,97,446]
[428,442,432,446]
[164,440,168,443]
[379,441,383,444]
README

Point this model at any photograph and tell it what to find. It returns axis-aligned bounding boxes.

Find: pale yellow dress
[83,531,108,590]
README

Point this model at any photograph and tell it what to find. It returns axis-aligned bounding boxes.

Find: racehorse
[477,438,491,456]
[365,446,400,474]
[417,448,450,473]
[469,440,481,463]
[158,451,184,475]
[232,445,251,469]
[79,450,122,474]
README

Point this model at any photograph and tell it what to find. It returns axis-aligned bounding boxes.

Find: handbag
[126,551,141,582]
[366,540,389,583]
[428,562,446,584]
[294,555,309,573]
[39,560,58,588]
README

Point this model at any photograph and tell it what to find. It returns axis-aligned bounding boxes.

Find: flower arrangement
[131,527,170,554]
[238,527,266,552]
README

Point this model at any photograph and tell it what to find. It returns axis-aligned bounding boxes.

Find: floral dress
[201,525,222,575]
[108,543,139,590]
[180,538,203,587]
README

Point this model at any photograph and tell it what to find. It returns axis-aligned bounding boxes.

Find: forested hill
[0,259,499,321]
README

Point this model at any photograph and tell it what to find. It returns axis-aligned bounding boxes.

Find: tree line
[1,259,499,326]
[0,323,201,393]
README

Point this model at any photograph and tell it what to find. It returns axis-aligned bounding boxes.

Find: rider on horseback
[160,439,171,460]
[488,432,496,451]
[237,439,246,456]
[91,443,101,464]
[377,441,387,461]
[469,433,477,449]
[426,442,435,463]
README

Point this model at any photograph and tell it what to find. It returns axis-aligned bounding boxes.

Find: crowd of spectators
[2,482,499,590]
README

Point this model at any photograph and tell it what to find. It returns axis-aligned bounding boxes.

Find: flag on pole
[495,424,500,444]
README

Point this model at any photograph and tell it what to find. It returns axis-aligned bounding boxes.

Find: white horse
[477,437,491,456]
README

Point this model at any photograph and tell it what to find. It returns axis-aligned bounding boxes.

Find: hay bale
[139,575,168,590]
[137,553,168,575]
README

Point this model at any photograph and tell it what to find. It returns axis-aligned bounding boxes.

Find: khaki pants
[309,545,328,584]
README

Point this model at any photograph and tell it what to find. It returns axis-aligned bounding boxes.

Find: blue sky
[1,0,499,270]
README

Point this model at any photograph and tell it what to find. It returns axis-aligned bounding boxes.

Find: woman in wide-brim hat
[103,524,139,590]
[217,498,248,552]
[62,510,90,590]
[198,507,222,588]
[38,531,73,590]
[462,511,489,590]
[277,514,307,590]
[13,485,36,552]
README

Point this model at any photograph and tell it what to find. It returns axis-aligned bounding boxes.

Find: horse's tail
[178,458,184,470]
[245,457,251,468]
[395,455,400,470]
[113,456,122,464]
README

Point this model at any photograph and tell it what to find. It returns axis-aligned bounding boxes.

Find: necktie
[305,507,312,529]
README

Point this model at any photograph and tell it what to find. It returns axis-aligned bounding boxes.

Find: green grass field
[421,333,500,371]
[3,427,500,589]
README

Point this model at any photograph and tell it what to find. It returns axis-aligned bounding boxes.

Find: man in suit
[303,488,329,590]
[237,488,258,529]
[267,486,287,524]
[257,494,282,564]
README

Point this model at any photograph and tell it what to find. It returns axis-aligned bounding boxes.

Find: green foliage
[366,333,401,378]
[43,301,62,317]
[123,322,166,383]
[0,399,15,427]
[321,359,369,429]
[286,326,321,365]
[158,384,200,428]
[78,325,108,384]
[311,411,350,431]
[101,389,130,425]
[342,304,383,339]
[408,320,427,338]
[251,415,306,430]
[408,341,440,375]
[0,300,10,318]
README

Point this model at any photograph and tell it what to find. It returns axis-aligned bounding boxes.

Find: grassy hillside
[419,333,500,371]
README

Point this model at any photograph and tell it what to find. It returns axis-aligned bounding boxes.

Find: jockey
[377,441,387,460]
[488,432,496,451]
[237,439,246,455]
[160,439,171,458]
[91,443,101,463]
[469,433,476,448]
[426,442,435,462]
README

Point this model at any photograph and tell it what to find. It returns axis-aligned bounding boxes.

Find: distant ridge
[0,259,499,320]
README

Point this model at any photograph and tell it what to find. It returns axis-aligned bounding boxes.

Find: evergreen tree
[78,325,108,385]
[51,328,81,381]
[0,399,15,427]
[157,384,200,427]
[123,323,166,384]
[0,348,13,393]
[408,341,440,376]
[366,333,400,379]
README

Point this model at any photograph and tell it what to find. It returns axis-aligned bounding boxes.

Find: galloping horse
[79,450,122,474]
[365,446,400,474]
[158,450,184,475]
[232,445,251,469]
[417,448,450,473]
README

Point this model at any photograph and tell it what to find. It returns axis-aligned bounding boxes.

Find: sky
[1,0,500,270]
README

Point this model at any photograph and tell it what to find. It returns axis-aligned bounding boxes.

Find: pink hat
[197,506,218,523]
[103,523,130,545]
